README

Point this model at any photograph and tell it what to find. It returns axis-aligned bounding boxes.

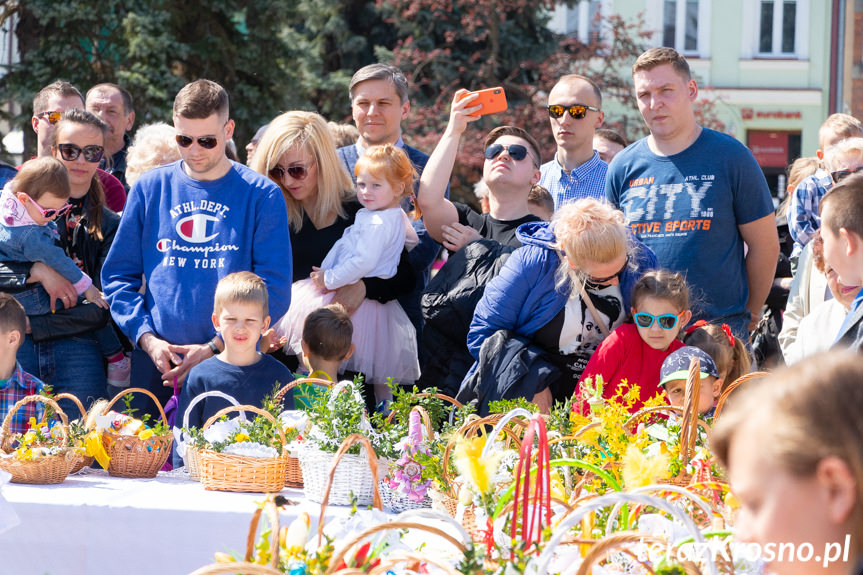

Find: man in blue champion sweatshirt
[101,79,292,416]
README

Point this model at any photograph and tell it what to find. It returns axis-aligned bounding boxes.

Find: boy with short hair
[659,346,722,416]
[789,114,863,261]
[176,272,293,432]
[822,173,863,350]
[301,303,355,382]
[527,185,555,222]
[0,293,46,435]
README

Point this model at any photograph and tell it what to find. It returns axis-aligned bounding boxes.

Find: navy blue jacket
[467,220,658,359]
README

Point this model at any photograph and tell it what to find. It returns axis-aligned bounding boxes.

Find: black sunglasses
[175,134,219,149]
[57,143,105,163]
[547,104,602,120]
[269,164,312,181]
[582,254,629,288]
[832,166,863,183]
[484,143,529,162]
[37,111,63,125]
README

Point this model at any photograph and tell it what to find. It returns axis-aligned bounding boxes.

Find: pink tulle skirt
[274,279,420,383]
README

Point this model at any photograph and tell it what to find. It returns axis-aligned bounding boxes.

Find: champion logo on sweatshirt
[175,214,220,243]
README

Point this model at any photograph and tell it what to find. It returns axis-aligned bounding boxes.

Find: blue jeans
[17,332,107,417]
[128,348,176,423]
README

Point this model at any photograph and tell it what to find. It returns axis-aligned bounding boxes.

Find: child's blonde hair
[125,123,181,186]
[824,137,863,172]
[712,350,863,542]
[302,303,353,361]
[818,113,863,149]
[213,271,269,317]
[553,198,629,288]
[355,144,418,217]
[684,321,751,388]
[12,156,71,201]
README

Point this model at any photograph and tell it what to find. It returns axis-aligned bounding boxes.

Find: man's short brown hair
[484,126,542,169]
[302,304,353,361]
[32,81,83,116]
[173,79,229,121]
[632,47,692,81]
[0,293,27,341]
[820,172,863,240]
[13,157,71,201]
[527,185,554,214]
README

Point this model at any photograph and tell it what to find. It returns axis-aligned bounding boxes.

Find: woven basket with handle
[0,395,76,484]
[275,377,333,488]
[101,387,172,478]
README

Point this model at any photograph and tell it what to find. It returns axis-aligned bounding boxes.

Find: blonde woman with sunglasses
[460,198,656,414]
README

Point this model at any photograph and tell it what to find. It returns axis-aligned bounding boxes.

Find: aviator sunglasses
[547,104,601,120]
[633,312,683,330]
[175,134,219,149]
[28,196,72,220]
[269,164,313,181]
[57,143,105,163]
[484,143,529,162]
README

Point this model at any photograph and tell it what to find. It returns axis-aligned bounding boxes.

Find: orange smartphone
[461,87,508,116]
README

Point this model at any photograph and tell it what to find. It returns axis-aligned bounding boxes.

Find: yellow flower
[621,444,670,489]
[138,429,154,440]
[452,435,504,496]
[235,432,250,442]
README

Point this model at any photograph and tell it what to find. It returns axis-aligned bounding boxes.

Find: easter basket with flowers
[53,393,94,474]
[0,394,77,484]
[274,377,333,488]
[198,404,289,493]
[93,388,173,478]
[176,390,246,482]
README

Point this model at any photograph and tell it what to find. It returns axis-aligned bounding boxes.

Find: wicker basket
[0,395,77,484]
[177,390,244,482]
[302,433,382,508]
[380,405,436,513]
[712,370,769,420]
[101,388,172,478]
[199,405,288,493]
[275,377,332,489]
[53,393,93,474]
[189,496,282,575]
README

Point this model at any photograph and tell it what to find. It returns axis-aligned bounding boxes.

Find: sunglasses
[831,166,863,183]
[547,104,602,120]
[37,111,63,125]
[57,143,105,163]
[175,134,219,149]
[633,312,683,330]
[582,254,629,288]
[269,164,313,181]
[28,196,72,220]
[484,143,530,162]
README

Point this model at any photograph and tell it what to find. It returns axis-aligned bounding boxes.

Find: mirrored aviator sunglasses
[175,134,219,149]
[57,143,105,163]
[269,165,311,181]
[484,143,529,161]
[547,104,601,120]
[633,312,681,330]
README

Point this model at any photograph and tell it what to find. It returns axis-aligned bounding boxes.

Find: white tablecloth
[0,468,366,575]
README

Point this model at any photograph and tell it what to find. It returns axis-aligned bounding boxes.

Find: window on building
[663,0,699,54]
[548,0,602,43]
[758,0,797,56]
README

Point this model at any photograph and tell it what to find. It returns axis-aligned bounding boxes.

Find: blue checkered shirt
[539,151,608,210]
[788,168,833,258]
[0,363,45,436]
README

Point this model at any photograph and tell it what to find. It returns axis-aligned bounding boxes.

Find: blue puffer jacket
[467,220,658,359]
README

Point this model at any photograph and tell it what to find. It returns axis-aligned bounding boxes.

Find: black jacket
[419,239,516,396]
[455,329,562,416]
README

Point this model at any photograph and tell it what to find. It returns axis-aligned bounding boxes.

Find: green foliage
[304,376,372,455]
[488,397,539,415]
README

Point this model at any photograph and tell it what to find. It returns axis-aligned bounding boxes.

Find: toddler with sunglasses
[577,269,690,411]
[274,144,421,407]
[0,157,108,314]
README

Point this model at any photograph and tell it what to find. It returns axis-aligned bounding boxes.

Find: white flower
[203,419,241,444]
[223,442,278,458]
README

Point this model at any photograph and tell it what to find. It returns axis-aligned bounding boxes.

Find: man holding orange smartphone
[539,75,608,210]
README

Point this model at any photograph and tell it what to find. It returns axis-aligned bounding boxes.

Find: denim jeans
[13,285,66,316]
[17,332,107,417]
[94,324,124,359]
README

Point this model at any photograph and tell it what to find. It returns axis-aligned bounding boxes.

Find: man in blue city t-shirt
[606,47,779,339]
[102,80,292,414]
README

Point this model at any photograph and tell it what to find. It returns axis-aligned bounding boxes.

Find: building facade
[549,0,838,199]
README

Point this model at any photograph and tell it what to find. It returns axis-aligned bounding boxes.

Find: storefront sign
[748,131,789,167]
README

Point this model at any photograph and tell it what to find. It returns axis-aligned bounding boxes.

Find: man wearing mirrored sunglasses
[606,47,779,339]
[86,83,136,192]
[27,81,126,213]
[540,75,607,211]
[102,79,292,418]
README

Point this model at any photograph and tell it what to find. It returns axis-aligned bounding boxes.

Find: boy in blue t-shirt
[177,272,293,434]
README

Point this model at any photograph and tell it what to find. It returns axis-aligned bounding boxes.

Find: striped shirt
[539,151,608,211]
